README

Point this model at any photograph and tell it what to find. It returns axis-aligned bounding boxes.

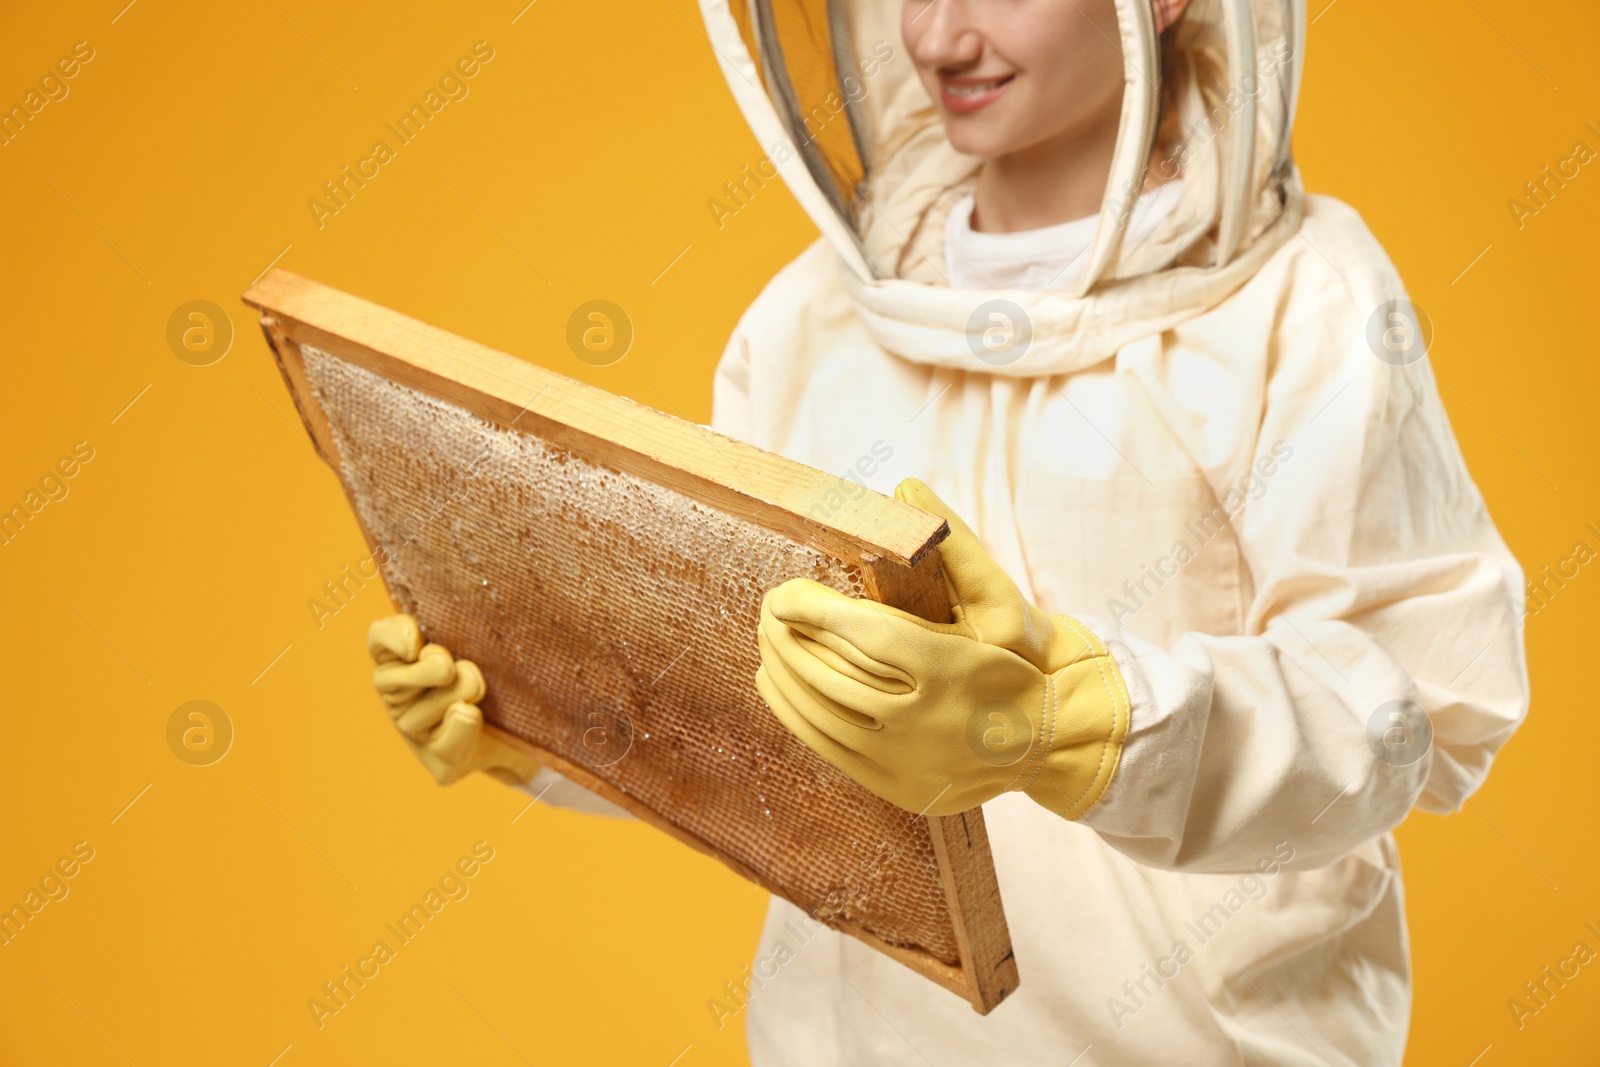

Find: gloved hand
[368,614,539,787]
[756,479,1131,818]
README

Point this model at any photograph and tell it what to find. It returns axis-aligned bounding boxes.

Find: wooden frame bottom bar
[489,724,1016,1010]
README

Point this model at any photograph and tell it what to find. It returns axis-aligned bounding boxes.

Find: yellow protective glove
[756,479,1131,819]
[367,614,539,787]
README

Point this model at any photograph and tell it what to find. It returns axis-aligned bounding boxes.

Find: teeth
[947,80,1006,97]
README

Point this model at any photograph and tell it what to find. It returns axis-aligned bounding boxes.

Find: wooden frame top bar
[242,269,947,569]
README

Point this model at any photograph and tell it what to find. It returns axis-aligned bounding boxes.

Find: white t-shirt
[943,178,1186,291]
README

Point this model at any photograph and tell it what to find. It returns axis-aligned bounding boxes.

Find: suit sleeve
[1076,285,1529,872]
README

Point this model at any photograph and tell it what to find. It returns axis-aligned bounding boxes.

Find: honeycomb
[301,345,961,967]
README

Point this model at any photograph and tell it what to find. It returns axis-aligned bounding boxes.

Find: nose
[907,0,984,71]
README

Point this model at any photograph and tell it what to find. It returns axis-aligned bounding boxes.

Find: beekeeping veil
[699,0,1308,375]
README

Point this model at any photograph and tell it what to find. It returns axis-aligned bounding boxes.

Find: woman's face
[901,0,1127,161]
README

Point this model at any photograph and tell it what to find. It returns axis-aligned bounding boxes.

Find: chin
[940,120,1011,161]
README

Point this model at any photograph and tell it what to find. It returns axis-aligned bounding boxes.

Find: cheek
[1008,3,1123,107]
[1018,48,1123,137]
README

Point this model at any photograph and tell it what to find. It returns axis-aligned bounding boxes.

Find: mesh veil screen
[301,345,961,967]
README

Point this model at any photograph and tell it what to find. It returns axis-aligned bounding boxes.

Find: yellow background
[1,1,1596,1063]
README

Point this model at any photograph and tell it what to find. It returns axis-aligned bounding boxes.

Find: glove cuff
[1016,614,1132,820]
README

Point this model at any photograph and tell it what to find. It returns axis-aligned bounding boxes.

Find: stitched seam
[1002,672,1047,793]
[1013,672,1056,793]
[1048,653,1113,815]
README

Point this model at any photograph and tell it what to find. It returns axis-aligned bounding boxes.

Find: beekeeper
[368,0,1529,1062]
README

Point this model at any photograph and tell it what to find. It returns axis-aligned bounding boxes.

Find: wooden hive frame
[242,269,1018,1013]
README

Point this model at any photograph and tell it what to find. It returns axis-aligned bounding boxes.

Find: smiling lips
[938,73,1015,113]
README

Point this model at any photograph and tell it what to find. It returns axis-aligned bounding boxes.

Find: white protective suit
[681,0,1529,1063]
